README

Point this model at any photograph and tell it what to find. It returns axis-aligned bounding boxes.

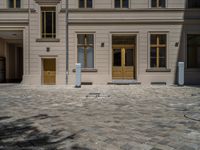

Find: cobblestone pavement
[0,84,200,150]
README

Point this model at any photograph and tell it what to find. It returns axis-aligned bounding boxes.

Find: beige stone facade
[0,0,200,85]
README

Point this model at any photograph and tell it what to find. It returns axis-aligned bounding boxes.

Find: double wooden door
[112,47,135,80]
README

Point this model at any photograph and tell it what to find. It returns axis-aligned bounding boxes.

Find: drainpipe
[28,0,31,75]
[66,0,69,84]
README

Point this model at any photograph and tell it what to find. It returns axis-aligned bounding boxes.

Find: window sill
[146,68,171,72]
[72,68,98,72]
[36,38,60,42]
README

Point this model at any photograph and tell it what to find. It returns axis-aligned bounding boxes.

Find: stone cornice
[0,8,36,13]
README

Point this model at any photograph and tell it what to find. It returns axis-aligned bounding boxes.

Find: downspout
[28,0,31,75]
[66,0,69,84]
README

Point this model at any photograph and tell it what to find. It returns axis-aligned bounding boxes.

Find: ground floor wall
[68,24,185,85]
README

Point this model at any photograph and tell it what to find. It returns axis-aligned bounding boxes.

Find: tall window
[77,34,94,68]
[187,35,200,68]
[150,34,167,68]
[188,0,200,8]
[8,0,21,8]
[79,0,93,8]
[115,0,129,8]
[41,7,56,39]
[151,0,166,8]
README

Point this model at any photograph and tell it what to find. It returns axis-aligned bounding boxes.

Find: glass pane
[16,0,21,8]
[151,0,157,7]
[86,34,94,45]
[78,47,85,68]
[150,58,157,68]
[125,49,133,66]
[159,35,166,44]
[159,47,166,57]
[46,12,53,35]
[150,47,157,58]
[79,0,85,8]
[112,36,135,45]
[113,49,121,66]
[42,12,45,38]
[86,47,94,68]
[8,0,14,8]
[87,0,93,8]
[122,0,129,8]
[78,34,85,45]
[53,12,56,38]
[159,0,166,7]
[159,58,166,67]
[115,0,121,8]
[151,35,157,45]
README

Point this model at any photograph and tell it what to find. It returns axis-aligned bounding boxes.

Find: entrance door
[113,48,135,79]
[43,58,56,85]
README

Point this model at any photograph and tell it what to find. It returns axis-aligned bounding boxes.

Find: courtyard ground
[0,84,199,150]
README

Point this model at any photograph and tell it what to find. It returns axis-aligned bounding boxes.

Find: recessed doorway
[112,35,136,80]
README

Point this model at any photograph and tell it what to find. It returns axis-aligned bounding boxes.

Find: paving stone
[0,85,199,149]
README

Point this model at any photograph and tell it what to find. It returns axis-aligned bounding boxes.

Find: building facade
[0,0,200,85]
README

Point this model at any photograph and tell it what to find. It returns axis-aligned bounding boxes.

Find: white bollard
[75,63,81,88]
[178,62,184,86]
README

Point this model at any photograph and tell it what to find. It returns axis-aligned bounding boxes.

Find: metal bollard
[178,62,184,86]
[75,63,81,88]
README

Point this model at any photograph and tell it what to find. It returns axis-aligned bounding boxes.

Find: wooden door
[43,59,56,85]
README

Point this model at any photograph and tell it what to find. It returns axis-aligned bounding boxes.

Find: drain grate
[86,93,110,98]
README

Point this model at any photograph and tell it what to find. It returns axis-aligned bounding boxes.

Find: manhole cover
[185,112,200,121]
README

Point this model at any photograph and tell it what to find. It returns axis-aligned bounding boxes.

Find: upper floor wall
[69,0,187,9]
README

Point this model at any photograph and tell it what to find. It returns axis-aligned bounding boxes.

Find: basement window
[8,0,21,8]
[41,7,56,39]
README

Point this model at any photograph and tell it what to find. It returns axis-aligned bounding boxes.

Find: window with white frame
[187,34,200,68]
[8,0,21,8]
[115,0,129,8]
[77,34,94,68]
[150,34,167,68]
[79,0,93,8]
[151,0,166,8]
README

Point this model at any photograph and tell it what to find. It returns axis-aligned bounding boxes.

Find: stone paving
[0,84,200,150]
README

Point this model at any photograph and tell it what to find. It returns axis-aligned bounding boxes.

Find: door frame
[41,57,57,85]
[110,33,138,80]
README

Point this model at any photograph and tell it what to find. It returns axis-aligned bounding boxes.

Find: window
[79,0,93,8]
[8,0,21,8]
[151,0,166,8]
[150,34,167,68]
[77,34,94,68]
[115,0,129,8]
[41,7,56,39]
[187,35,200,68]
[188,0,200,8]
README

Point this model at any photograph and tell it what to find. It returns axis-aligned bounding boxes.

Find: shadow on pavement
[0,114,90,150]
